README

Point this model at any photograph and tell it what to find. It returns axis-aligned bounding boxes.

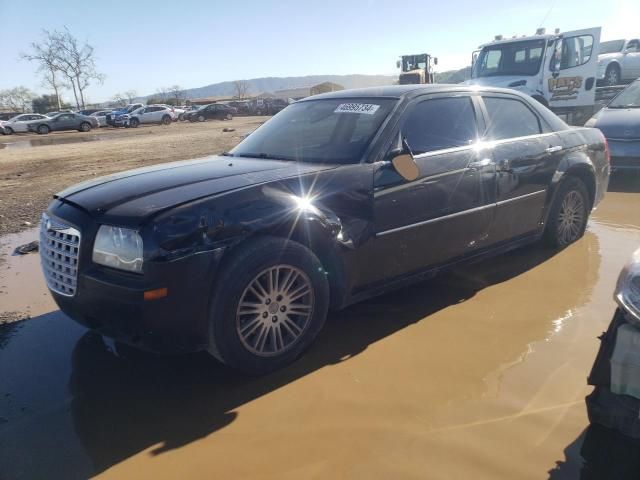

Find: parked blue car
[586,79,640,171]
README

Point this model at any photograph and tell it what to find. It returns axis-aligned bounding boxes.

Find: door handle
[468,158,493,171]
[545,145,563,153]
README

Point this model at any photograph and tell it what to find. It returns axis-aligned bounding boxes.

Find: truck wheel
[604,64,620,86]
[208,237,329,375]
[37,125,50,135]
[79,122,91,132]
[544,177,590,248]
[161,115,172,125]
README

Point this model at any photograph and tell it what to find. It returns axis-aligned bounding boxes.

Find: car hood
[55,155,338,223]
[595,108,640,139]
[598,53,620,63]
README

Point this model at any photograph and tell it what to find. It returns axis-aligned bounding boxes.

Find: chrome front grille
[40,214,81,297]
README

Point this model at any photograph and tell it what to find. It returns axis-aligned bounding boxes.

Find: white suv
[125,105,175,127]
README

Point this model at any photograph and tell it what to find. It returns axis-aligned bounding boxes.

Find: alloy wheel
[607,68,619,86]
[557,190,585,245]
[236,265,314,357]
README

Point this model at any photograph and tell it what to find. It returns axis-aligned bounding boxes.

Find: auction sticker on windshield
[334,103,380,115]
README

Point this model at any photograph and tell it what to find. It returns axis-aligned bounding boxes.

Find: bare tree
[168,85,184,104]
[233,80,250,100]
[49,28,104,109]
[123,90,138,103]
[0,87,35,112]
[20,34,63,110]
[156,87,169,100]
[111,93,128,107]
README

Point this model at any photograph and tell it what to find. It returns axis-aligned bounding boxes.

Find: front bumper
[608,139,640,171]
[44,201,223,354]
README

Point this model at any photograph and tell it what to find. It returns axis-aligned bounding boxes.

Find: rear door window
[402,96,478,154]
[482,97,541,140]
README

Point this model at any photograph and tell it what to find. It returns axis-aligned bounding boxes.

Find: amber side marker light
[144,287,168,301]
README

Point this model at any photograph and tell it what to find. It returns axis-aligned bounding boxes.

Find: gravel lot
[0,117,267,235]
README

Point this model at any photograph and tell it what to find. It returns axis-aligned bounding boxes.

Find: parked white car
[159,104,185,121]
[125,105,175,127]
[598,39,640,86]
[89,110,112,127]
[2,113,49,134]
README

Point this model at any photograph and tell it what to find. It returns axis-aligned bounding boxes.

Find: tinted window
[483,97,541,140]
[402,97,477,154]
[473,39,546,78]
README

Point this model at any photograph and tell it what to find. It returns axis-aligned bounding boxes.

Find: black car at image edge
[40,85,610,374]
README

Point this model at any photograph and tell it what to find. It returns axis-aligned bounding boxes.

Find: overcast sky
[0,0,636,102]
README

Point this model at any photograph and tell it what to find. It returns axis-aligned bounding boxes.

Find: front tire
[129,118,139,128]
[544,177,590,248]
[604,64,620,86]
[79,122,91,132]
[4,127,13,135]
[208,237,329,375]
[197,114,206,122]
[37,124,50,135]
[161,115,172,125]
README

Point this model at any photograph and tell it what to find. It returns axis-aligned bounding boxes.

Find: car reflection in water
[61,232,601,477]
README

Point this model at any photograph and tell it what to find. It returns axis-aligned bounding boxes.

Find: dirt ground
[0,117,266,236]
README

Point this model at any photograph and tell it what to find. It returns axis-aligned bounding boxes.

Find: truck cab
[467,28,601,119]
[397,53,437,84]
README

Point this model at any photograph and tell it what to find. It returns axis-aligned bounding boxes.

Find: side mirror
[434,57,438,65]
[391,138,419,181]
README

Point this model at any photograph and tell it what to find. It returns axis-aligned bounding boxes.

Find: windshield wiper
[234,153,296,161]
[609,104,640,109]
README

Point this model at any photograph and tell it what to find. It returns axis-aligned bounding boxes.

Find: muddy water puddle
[0,133,118,150]
[0,191,639,479]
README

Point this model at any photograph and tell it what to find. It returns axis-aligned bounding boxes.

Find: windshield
[599,40,625,54]
[472,39,546,78]
[609,81,640,108]
[230,98,397,164]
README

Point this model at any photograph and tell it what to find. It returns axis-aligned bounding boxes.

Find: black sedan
[40,85,609,374]
[586,79,640,171]
[28,112,98,135]
[185,103,235,122]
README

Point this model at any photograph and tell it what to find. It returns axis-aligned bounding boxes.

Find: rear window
[483,97,541,140]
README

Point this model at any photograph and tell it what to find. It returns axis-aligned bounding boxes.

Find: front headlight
[615,247,640,324]
[92,225,143,273]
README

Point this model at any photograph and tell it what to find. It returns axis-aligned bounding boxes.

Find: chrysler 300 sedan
[40,85,610,374]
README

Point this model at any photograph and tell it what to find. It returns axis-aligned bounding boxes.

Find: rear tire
[79,122,91,132]
[129,118,139,128]
[544,177,590,248]
[37,124,50,135]
[225,113,233,120]
[161,115,171,125]
[5,127,13,135]
[208,236,329,375]
[197,114,206,122]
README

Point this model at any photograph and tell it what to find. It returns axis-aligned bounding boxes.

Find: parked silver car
[598,39,640,86]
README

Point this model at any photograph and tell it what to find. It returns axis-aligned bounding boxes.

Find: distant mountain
[151,74,399,100]
[435,66,472,84]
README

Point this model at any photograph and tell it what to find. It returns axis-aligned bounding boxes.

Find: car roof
[302,84,531,101]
